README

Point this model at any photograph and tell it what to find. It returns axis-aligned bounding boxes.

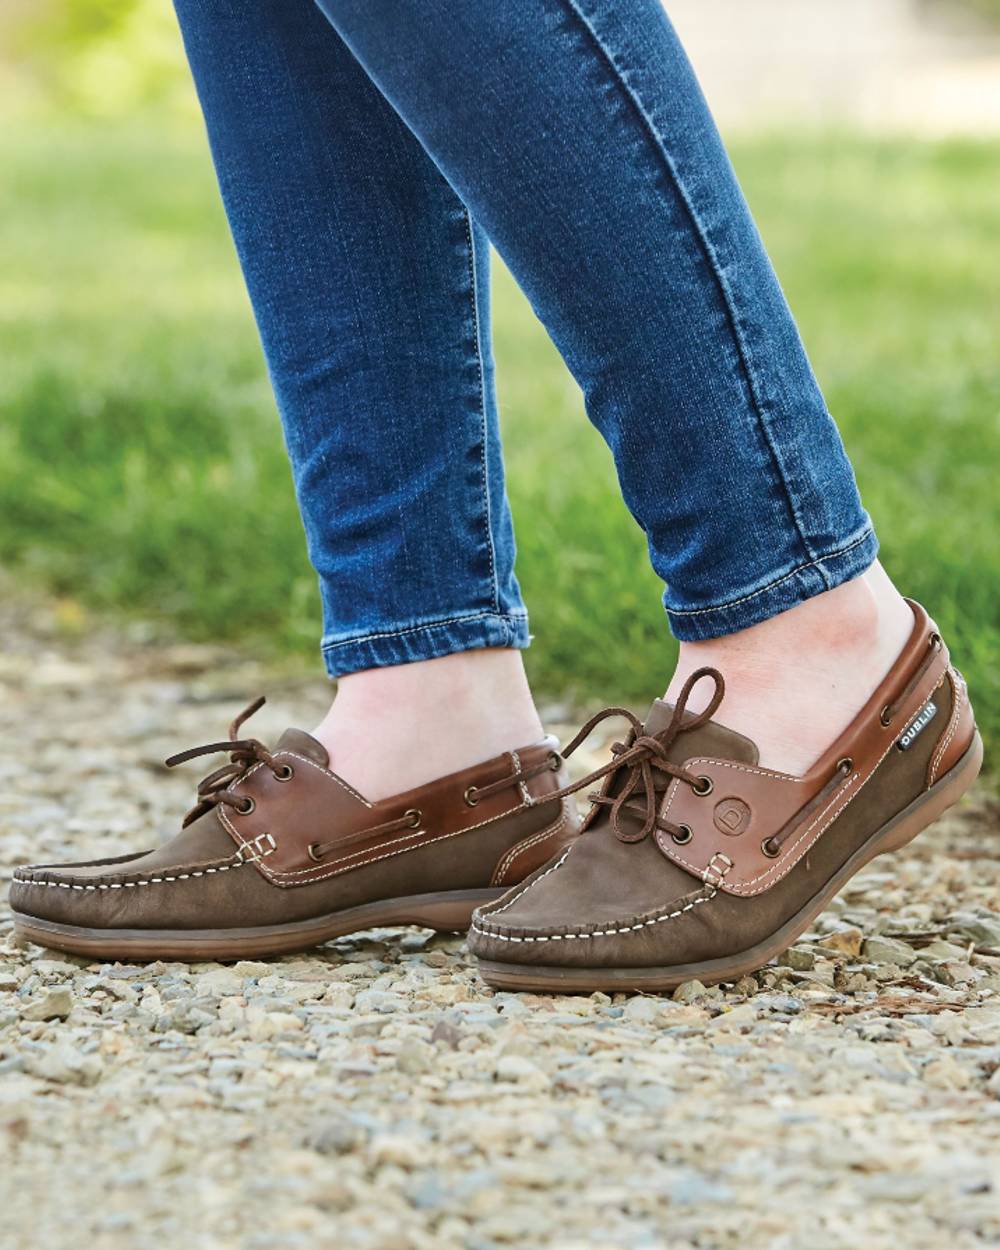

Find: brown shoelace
[543,667,728,844]
[165,696,285,828]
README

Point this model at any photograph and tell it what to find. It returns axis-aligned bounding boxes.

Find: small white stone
[20,987,73,1021]
[862,936,918,967]
[495,1055,549,1087]
[622,995,664,1024]
[247,1010,304,1041]
[922,1055,972,1091]
[195,968,243,998]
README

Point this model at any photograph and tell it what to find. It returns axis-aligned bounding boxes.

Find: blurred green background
[2,2,998,761]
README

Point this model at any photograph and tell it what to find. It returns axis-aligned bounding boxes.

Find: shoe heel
[877,729,983,858]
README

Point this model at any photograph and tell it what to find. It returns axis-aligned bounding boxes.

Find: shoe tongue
[275,728,330,767]
[641,699,759,766]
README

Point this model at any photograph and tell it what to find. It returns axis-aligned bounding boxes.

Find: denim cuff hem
[321,611,531,678]
[665,527,879,642]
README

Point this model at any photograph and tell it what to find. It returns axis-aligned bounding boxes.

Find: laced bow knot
[548,667,726,843]
[165,696,279,828]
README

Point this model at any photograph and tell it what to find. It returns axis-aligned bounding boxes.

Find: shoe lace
[545,667,727,843]
[165,696,284,828]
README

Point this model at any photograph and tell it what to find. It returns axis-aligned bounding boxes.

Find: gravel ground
[1,587,999,1250]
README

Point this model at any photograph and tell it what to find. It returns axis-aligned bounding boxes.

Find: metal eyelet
[692,775,714,796]
[404,808,422,829]
[929,632,942,650]
[272,764,295,782]
[837,757,854,773]
[549,752,562,771]
[671,824,693,845]
[464,786,479,807]
[879,706,892,727]
[236,797,255,815]
[307,842,324,862]
[761,837,780,859]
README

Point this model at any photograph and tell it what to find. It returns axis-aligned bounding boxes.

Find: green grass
[2,119,998,762]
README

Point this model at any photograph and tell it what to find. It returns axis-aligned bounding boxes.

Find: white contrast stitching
[491,809,568,886]
[12,844,275,893]
[230,752,372,808]
[928,668,964,786]
[702,851,733,889]
[510,749,532,807]
[471,886,717,944]
[478,846,573,919]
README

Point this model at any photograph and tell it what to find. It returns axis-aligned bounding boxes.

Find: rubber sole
[477,730,984,993]
[11,887,504,962]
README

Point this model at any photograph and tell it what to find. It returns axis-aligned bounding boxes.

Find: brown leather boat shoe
[470,600,982,992]
[10,699,580,961]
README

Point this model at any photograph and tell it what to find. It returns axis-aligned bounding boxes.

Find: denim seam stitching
[462,209,502,619]
[665,526,874,618]
[321,609,529,652]
[558,0,820,566]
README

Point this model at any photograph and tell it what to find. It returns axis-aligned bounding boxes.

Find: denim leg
[314,0,878,640]
[172,0,528,676]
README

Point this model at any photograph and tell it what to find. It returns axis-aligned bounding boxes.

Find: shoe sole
[477,730,984,993]
[10,888,504,962]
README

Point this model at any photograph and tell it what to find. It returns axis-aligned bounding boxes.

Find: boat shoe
[10,699,580,960]
[469,600,982,992]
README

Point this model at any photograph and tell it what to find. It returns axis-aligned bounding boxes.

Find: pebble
[495,1055,550,1088]
[24,1043,103,1087]
[777,945,816,971]
[673,979,709,1003]
[622,995,664,1024]
[816,927,865,957]
[862,936,919,967]
[195,968,244,998]
[19,987,73,1021]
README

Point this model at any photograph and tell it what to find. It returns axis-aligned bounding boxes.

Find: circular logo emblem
[713,797,751,837]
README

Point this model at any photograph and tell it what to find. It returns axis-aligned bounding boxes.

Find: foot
[469,600,980,992]
[10,699,579,961]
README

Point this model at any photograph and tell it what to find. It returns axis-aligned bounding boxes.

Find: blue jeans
[173,0,877,678]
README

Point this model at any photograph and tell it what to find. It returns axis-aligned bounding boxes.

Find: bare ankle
[665,563,914,774]
[313,649,544,799]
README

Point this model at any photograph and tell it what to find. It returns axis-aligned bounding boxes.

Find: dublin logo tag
[896,700,937,751]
